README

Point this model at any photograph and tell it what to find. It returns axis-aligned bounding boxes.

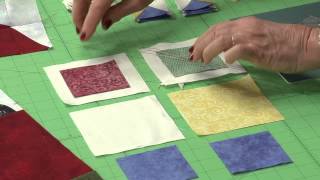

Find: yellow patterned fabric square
[169,75,284,135]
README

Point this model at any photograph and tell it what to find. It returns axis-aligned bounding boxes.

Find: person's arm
[190,17,320,73]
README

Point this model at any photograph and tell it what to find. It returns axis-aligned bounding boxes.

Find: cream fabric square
[70,95,185,156]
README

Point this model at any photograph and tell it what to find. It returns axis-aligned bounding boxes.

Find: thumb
[101,0,152,29]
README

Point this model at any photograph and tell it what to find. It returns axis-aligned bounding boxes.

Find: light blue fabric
[117,146,198,180]
[211,131,292,174]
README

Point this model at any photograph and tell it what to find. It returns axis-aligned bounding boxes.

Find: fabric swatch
[0,0,52,57]
[69,95,184,156]
[0,110,102,180]
[60,60,130,97]
[140,38,246,86]
[136,7,170,23]
[184,8,216,16]
[117,146,197,180]
[254,1,320,24]
[135,0,171,23]
[157,47,226,77]
[184,0,212,11]
[0,89,22,116]
[176,0,218,16]
[279,69,320,83]
[44,54,150,105]
[210,131,292,174]
[0,24,49,57]
[169,75,284,135]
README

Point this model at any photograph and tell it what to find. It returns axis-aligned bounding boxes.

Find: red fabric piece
[0,111,93,180]
[60,60,130,97]
[0,24,49,57]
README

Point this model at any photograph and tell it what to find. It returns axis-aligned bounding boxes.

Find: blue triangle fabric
[138,14,171,23]
[280,68,320,83]
[184,7,214,16]
[137,6,170,23]
[210,131,292,174]
[184,0,211,11]
[182,0,218,16]
[117,146,198,180]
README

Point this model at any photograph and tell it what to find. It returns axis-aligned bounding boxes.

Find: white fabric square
[0,0,52,48]
[44,53,150,105]
[69,95,185,156]
[140,38,246,86]
[0,89,22,111]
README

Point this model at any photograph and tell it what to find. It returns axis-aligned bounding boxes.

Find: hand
[191,17,320,73]
[72,0,152,41]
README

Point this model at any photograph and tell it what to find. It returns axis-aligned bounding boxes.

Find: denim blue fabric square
[210,131,292,174]
[117,146,198,180]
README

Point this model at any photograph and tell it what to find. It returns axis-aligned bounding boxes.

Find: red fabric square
[60,60,130,97]
[0,24,49,57]
[0,111,93,180]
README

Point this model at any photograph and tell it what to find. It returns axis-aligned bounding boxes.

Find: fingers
[72,0,90,33]
[192,21,231,61]
[224,45,244,64]
[202,36,233,64]
[224,44,255,64]
[73,0,151,41]
[102,0,152,29]
[192,28,216,61]
[80,0,112,41]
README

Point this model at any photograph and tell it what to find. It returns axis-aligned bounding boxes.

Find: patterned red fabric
[0,111,93,180]
[0,24,49,57]
[60,60,130,97]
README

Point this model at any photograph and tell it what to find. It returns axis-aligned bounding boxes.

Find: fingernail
[76,27,80,34]
[189,46,194,53]
[80,32,86,41]
[189,55,194,61]
[103,18,113,30]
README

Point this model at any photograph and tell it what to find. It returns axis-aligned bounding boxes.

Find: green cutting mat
[1,0,320,179]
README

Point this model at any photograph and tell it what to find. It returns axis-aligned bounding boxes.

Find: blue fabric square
[210,131,292,174]
[117,146,198,180]
[137,6,170,23]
